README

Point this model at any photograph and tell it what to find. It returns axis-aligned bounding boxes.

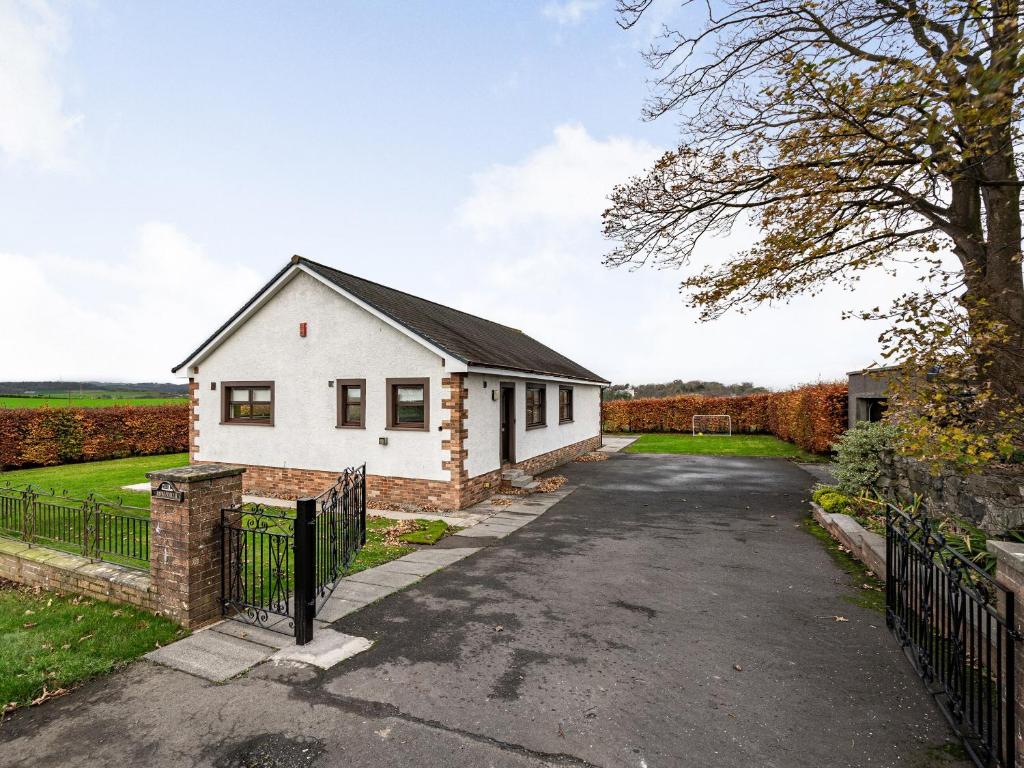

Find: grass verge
[624,433,821,460]
[801,515,885,613]
[0,453,189,509]
[347,517,417,574]
[0,579,182,713]
[399,519,453,545]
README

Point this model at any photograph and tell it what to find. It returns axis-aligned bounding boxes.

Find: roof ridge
[296,255,524,335]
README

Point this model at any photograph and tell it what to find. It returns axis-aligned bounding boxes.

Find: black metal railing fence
[0,483,150,570]
[886,502,1019,767]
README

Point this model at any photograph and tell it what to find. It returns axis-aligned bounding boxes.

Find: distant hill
[0,381,188,396]
[604,380,769,400]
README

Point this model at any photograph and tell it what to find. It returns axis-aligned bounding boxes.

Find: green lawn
[0,579,182,712]
[0,396,188,409]
[0,454,189,509]
[624,433,820,460]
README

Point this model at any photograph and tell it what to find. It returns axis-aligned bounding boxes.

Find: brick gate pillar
[146,464,245,628]
[987,541,1024,767]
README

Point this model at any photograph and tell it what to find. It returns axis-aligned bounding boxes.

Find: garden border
[810,501,886,579]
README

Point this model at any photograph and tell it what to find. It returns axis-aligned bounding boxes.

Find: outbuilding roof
[174,256,608,384]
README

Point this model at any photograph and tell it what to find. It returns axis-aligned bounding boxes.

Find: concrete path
[4,454,963,768]
[598,435,637,452]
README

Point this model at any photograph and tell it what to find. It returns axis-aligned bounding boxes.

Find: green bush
[832,422,899,496]
[812,485,852,515]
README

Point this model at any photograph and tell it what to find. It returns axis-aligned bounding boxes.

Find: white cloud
[456,123,659,238]
[541,0,602,26]
[0,0,81,169]
[0,223,262,381]
[450,123,929,389]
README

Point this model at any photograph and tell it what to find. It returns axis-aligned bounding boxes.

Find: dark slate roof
[175,256,607,383]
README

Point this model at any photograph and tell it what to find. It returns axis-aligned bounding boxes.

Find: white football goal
[692,414,732,436]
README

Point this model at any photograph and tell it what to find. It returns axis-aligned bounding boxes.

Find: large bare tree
[604,0,1024,462]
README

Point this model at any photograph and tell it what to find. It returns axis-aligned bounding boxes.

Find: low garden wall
[602,383,847,454]
[0,404,189,469]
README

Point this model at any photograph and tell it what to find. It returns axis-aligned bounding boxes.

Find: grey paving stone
[367,559,443,577]
[487,515,536,526]
[397,547,480,564]
[270,629,373,669]
[146,630,272,682]
[344,569,422,589]
[455,525,515,538]
[316,597,368,623]
[208,621,295,650]
[331,580,394,604]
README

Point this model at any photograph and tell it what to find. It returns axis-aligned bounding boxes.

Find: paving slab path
[1,454,964,768]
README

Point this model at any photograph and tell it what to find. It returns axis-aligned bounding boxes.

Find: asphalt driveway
[0,453,961,767]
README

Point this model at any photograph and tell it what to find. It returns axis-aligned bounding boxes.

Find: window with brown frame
[559,385,574,423]
[336,378,365,428]
[386,378,429,430]
[526,383,546,428]
[221,382,274,425]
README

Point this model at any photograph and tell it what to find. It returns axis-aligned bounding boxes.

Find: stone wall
[877,451,1024,533]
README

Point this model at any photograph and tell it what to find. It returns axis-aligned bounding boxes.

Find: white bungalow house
[172,256,608,509]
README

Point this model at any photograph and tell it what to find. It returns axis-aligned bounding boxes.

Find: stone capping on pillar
[146,463,246,628]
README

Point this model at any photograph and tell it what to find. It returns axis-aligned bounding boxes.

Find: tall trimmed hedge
[0,404,189,469]
[602,383,848,454]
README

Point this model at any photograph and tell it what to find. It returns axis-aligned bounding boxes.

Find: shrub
[832,421,899,496]
[0,404,188,469]
[811,485,852,515]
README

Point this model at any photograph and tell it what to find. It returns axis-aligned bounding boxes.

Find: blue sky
[2,1,909,387]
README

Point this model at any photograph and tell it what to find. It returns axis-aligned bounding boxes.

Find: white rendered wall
[193,271,449,481]
[464,373,601,478]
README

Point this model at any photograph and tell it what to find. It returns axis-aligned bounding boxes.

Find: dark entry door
[500,384,515,464]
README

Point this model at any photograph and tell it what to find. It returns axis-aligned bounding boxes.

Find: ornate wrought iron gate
[294,465,367,644]
[221,465,366,645]
[886,503,1020,767]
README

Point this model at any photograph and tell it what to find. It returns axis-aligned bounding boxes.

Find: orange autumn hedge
[602,383,848,454]
[0,404,189,469]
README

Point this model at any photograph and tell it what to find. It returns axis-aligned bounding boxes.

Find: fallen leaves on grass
[379,520,423,547]
[573,452,609,463]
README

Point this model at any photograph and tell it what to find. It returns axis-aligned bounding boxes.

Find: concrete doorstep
[145,482,575,683]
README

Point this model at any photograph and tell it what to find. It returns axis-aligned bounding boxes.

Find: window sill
[526,423,547,430]
[336,424,365,430]
[220,421,274,427]
[385,425,429,432]
[559,419,574,425]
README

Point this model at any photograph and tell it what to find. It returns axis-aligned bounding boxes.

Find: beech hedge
[602,383,848,454]
[0,404,189,469]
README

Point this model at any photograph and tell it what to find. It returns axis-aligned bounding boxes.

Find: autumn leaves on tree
[604,0,1024,464]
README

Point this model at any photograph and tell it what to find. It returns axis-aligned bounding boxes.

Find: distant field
[0,396,187,409]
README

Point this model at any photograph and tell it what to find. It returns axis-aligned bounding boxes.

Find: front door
[500,384,515,464]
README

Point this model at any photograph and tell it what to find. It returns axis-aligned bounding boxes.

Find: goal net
[692,414,732,436]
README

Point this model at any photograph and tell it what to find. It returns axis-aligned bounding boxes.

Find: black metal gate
[221,464,366,645]
[886,503,1020,767]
